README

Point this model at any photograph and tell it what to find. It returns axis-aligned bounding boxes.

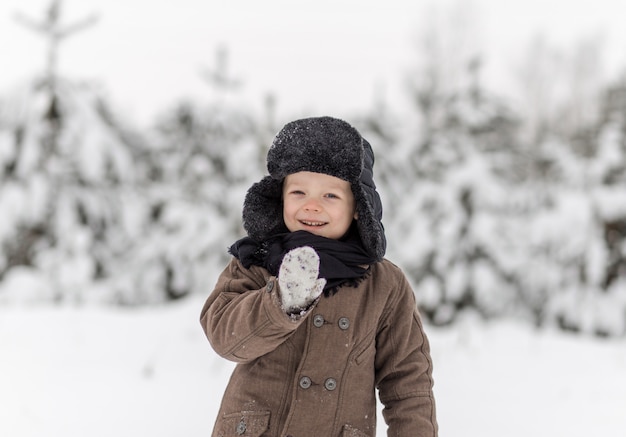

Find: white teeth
[302,221,324,226]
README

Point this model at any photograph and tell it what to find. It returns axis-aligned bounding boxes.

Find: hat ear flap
[242,176,286,240]
[353,182,387,261]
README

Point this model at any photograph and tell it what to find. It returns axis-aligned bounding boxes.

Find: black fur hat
[242,116,386,261]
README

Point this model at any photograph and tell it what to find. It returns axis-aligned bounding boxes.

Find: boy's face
[282,171,357,240]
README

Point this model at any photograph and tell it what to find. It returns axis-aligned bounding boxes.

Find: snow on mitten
[278,246,326,315]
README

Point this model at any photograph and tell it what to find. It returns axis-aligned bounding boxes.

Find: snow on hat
[242,116,386,261]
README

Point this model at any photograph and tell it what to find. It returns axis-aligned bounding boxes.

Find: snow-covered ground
[1,295,625,437]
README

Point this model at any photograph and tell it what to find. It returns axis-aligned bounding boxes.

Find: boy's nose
[303,199,321,212]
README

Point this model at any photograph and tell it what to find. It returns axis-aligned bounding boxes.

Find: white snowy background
[1,1,626,436]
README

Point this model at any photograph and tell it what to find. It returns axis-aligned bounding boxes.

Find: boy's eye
[325,193,339,199]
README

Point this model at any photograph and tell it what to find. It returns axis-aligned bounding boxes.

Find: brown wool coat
[200,258,438,437]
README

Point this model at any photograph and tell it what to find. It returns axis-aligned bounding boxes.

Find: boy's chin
[291,225,329,238]
[287,222,348,240]
[298,227,325,236]
[299,228,341,240]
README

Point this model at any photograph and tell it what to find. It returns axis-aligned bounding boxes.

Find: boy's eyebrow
[287,183,348,192]
[283,175,351,190]
[326,182,352,191]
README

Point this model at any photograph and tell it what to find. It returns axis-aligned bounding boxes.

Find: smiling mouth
[300,220,327,227]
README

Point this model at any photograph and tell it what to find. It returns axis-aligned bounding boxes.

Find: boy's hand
[278,246,326,315]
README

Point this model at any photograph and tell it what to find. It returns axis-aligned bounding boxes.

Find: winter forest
[1,1,626,436]
[3,0,625,335]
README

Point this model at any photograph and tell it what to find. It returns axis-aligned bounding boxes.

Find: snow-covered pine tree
[0,1,153,304]
[492,37,626,336]
[375,25,626,335]
[0,76,151,304]
[122,45,267,304]
[370,52,523,326]
[540,77,626,337]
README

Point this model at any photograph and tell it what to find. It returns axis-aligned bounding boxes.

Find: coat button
[324,378,337,391]
[313,314,325,327]
[338,317,350,330]
[266,281,274,292]
[236,419,246,435]
[299,376,312,389]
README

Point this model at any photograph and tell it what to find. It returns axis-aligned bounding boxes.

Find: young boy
[200,116,438,436]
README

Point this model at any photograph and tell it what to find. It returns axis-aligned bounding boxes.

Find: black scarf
[228,226,376,296]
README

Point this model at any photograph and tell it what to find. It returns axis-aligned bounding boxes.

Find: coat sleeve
[375,269,438,436]
[200,258,307,363]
